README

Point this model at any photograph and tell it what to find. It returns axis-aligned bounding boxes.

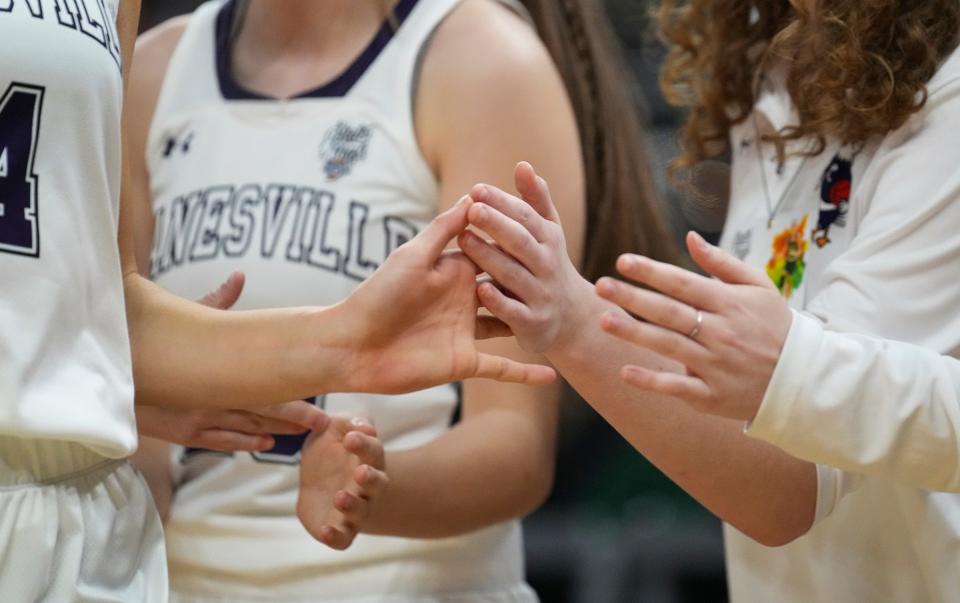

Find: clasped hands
[138,161,796,549]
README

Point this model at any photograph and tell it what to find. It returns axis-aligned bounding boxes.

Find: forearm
[131,437,174,521]
[750,311,960,491]
[360,410,553,538]
[550,282,817,546]
[125,273,356,409]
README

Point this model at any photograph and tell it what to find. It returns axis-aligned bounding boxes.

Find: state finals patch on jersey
[320,121,372,181]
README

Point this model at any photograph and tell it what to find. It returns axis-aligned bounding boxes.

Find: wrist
[546,273,602,356]
[304,302,365,394]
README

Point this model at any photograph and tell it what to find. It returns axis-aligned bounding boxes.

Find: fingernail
[471,184,488,200]
[596,278,617,296]
[689,231,708,250]
[600,312,621,331]
[351,417,371,427]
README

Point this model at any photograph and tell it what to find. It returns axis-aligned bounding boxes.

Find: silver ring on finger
[687,309,703,339]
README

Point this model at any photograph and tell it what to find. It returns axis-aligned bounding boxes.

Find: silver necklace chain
[751,113,807,228]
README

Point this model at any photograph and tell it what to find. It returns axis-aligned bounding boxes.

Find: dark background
[137,2,728,601]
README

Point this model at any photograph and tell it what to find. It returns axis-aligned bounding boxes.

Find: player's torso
[0,0,136,456]
[149,2,529,599]
[147,0,439,308]
[149,98,436,308]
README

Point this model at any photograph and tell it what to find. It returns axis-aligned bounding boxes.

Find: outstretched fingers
[196,271,246,310]
[315,524,356,551]
[474,353,556,385]
[620,365,712,407]
[260,399,330,432]
[476,281,532,327]
[460,230,539,296]
[467,204,546,273]
[469,183,550,242]
[200,430,275,452]
[353,463,388,500]
[596,278,708,345]
[616,254,725,312]
[514,161,560,222]
[599,311,708,368]
[415,195,473,264]
[343,431,383,467]
[686,231,771,287]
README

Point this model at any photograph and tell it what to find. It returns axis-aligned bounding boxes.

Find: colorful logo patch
[767,215,810,299]
[319,121,372,181]
[812,154,851,248]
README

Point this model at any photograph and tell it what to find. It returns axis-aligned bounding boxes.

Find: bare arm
[115,18,554,412]
[301,1,580,539]
[463,166,816,546]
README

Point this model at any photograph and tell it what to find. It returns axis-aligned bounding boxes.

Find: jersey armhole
[410,0,536,181]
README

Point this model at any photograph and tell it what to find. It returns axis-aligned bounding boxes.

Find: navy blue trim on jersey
[214,0,420,101]
[449,382,463,427]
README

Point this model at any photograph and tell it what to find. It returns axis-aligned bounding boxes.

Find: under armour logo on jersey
[162,132,195,158]
[319,121,372,181]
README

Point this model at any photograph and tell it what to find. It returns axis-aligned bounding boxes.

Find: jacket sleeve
[749,311,960,493]
[748,72,960,519]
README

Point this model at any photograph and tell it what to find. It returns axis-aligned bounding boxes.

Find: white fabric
[0,438,167,602]
[750,310,960,492]
[147,1,533,601]
[721,47,960,601]
[0,0,136,458]
[170,584,539,603]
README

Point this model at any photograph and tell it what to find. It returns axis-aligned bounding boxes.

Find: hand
[195,269,246,309]
[136,401,329,451]
[297,415,387,550]
[596,231,793,421]
[136,270,329,450]
[458,162,594,354]
[336,195,556,393]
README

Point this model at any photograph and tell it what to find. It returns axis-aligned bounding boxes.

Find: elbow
[516,458,556,516]
[750,525,807,548]
[741,512,814,548]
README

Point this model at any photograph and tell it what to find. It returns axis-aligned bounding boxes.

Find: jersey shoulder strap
[149,0,224,147]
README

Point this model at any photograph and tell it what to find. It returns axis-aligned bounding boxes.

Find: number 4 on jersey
[0,83,44,257]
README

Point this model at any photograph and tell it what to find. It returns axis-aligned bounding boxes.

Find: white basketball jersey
[0,0,136,458]
[148,1,532,600]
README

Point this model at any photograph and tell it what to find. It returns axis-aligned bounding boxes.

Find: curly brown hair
[658,0,960,170]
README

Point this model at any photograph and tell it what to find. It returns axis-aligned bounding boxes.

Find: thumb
[261,399,330,432]
[686,232,770,287]
[515,162,560,222]
[414,195,472,265]
[196,271,246,310]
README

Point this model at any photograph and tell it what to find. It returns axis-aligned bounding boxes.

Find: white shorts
[171,584,539,603]
[0,437,168,602]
